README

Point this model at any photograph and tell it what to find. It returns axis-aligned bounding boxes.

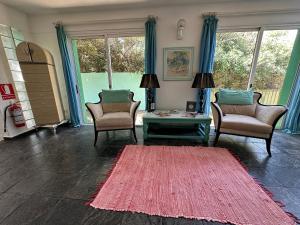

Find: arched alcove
[16,42,65,125]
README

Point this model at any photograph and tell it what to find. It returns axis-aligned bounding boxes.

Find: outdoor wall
[28,0,300,113]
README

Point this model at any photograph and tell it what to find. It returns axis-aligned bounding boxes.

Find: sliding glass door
[213,29,298,105]
[109,36,145,108]
[73,35,145,124]
[214,31,258,90]
[253,30,297,104]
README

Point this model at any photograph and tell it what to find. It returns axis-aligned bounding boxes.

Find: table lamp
[192,72,215,114]
[140,74,160,112]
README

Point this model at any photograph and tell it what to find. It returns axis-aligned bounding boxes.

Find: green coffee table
[143,110,211,144]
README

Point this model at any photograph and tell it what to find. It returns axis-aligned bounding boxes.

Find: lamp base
[146,88,156,112]
[198,88,205,114]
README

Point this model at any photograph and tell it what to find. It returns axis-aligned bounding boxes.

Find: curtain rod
[53,15,158,27]
[202,12,217,18]
[202,9,300,18]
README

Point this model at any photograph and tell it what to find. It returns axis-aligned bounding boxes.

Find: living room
[0,0,299,224]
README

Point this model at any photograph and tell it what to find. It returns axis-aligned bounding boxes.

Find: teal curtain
[284,65,300,134]
[197,15,218,114]
[144,17,157,109]
[55,24,81,127]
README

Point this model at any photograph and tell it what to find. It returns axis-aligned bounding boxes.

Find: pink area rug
[88,145,296,225]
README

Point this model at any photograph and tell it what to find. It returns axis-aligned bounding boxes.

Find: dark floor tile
[267,167,300,188]
[44,198,89,225]
[7,172,55,195]
[0,194,60,225]
[36,173,80,198]
[81,208,126,225]
[0,126,299,224]
[0,167,38,193]
[266,186,300,220]
[0,192,30,222]
[64,162,112,200]
[248,167,282,187]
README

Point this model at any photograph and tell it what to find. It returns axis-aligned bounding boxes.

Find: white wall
[0,3,32,40]
[28,0,300,112]
[0,2,32,140]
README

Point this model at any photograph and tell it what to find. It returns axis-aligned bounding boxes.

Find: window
[214,31,258,90]
[253,30,297,104]
[110,36,145,109]
[73,36,145,124]
[74,38,108,123]
[213,29,298,105]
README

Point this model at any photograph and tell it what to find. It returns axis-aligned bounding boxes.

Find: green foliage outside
[77,37,144,73]
[214,30,297,91]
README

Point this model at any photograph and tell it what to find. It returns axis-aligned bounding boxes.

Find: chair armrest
[130,101,141,120]
[211,102,223,131]
[256,104,287,126]
[85,102,103,122]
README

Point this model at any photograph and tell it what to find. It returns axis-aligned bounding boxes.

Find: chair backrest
[99,90,134,113]
[215,92,261,117]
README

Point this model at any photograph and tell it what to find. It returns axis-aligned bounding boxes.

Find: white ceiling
[0,0,247,14]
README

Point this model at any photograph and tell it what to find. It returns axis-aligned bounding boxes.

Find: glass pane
[11,27,24,41]
[4,48,17,60]
[11,71,24,82]
[213,31,258,92]
[8,60,21,71]
[77,38,107,73]
[110,36,145,110]
[1,36,15,48]
[253,30,298,104]
[75,38,108,123]
[23,110,34,120]
[14,39,23,46]
[17,91,29,101]
[0,24,12,37]
[26,119,36,128]
[14,82,26,92]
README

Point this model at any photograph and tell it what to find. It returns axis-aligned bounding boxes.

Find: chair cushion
[220,104,257,117]
[221,114,272,134]
[219,128,270,139]
[102,103,131,113]
[96,112,133,130]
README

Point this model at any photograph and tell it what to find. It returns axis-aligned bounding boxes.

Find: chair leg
[214,131,220,146]
[94,131,98,146]
[132,127,137,143]
[265,138,272,157]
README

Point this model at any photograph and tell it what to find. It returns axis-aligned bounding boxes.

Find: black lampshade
[140,74,160,88]
[191,73,215,88]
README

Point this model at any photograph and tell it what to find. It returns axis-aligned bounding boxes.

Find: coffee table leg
[203,121,210,144]
[143,121,149,140]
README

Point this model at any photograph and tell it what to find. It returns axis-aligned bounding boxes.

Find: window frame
[73,32,145,90]
[215,26,299,91]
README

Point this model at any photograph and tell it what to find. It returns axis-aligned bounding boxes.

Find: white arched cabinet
[16,42,65,126]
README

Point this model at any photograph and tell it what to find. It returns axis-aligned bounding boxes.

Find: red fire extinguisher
[4,102,26,132]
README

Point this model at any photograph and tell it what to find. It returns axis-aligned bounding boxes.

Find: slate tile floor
[0,125,299,225]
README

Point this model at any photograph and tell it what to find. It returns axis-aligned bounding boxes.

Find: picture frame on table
[186,101,196,112]
[163,47,194,81]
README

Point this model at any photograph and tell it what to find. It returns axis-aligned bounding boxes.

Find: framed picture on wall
[163,47,194,81]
